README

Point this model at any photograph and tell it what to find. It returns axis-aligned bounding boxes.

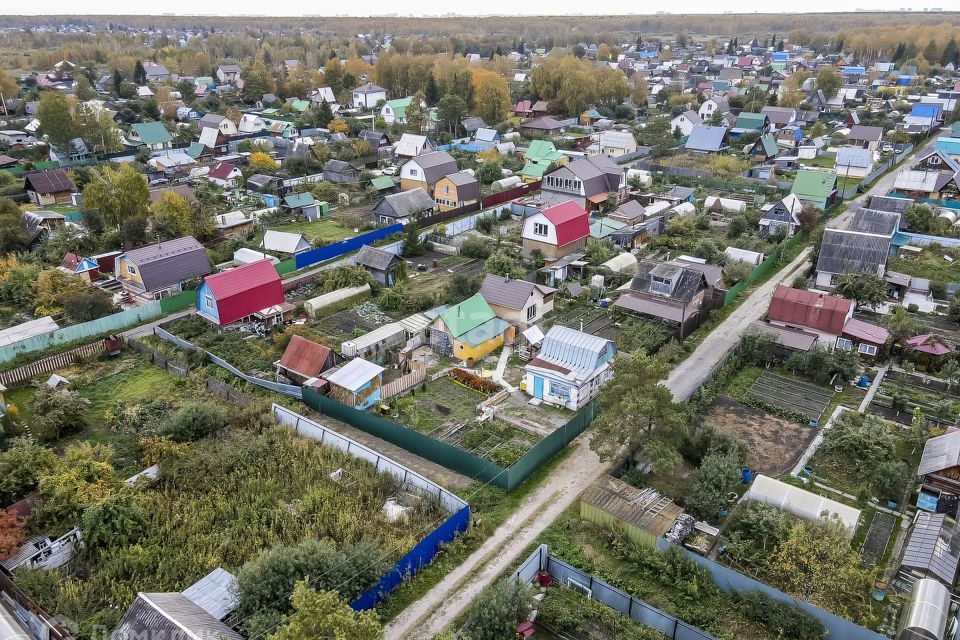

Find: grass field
[265,217,358,244]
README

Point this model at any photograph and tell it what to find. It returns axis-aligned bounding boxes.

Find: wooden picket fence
[0,341,104,387]
[381,367,427,400]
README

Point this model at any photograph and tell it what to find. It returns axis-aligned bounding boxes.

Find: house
[835,147,875,179]
[213,211,255,239]
[433,171,480,211]
[276,336,338,385]
[521,200,591,261]
[670,111,702,137]
[815,208,899,288]
[731,112,769,136]
[791,169,838,210]
[0,130,36,146]
[580,477,683,549]
[199,114,239,137]
[394,133,432,160]
[429,293,513,362]
[128,121,172,151]
[323,159,359,184]
[143,62,170,83]
[0,154,19,169]
[352,83,388,110]
[24,169,74,205]
[196,259,285,327]
[519,117,565,139]
[357,129,391,155]
[22,210,65,248]
[116,236,212,301]
[238,113,267,134]
[612,259,713,339]
[759,193,805,237]
[522,140,567,182]
[540,155,627,211]
[310,86,337,105]
[111,593,243,640]
[847,124,884,151]
[373,188,436,226]
[919,430,960,496]
[524,325,616,410]
[911,150,960,175]
[263,230,312,255]
[381,96,421,125]
[59,252,99,282]
[761,106,797,130]
[749,133,780,160]
[479,274,556,328]
[698,96,730,121]
[904,104,942,134]
[591,130,637,157]
[684,124,729,154]
[215,64,242,84]
[399,150,458,196]
[609,200,650,226]
[205,162,242,188]
[354,245,404,287]
[323,357,384,410]
[892,169,960,201]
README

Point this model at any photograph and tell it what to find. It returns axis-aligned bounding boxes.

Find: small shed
[580,476,683,549]
[323,357,384,410]
[353,245,404,287]
[341,322,407,363]
[263,230,312,255]
[275,335,337,385]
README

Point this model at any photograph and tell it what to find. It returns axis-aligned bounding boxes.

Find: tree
[631,75,649,106]
[886,305,917,345]
[329,119,349,134]
[62,288,117,323]
[0,437,57,505]
[942,38,959,67]
[112,68,124,95]
[241,61,276,104]
[0,510,24,562]
[35,442,119,532]
[472,70,511,125]
[485,251,525,278]
[768,515,874,623]
[688,451,739,521]
[476,159,503,185]
[75,104,123,153]
[462,578,534,640]
[30,386,90,443]
[923,40,939,66]
[404,92,428,133]
[400,223,425,258]
[797,205,818,234]
[269,582,382,640]
[151,191,194,239]
[161,403,226,442]
[815,66,841,99]
[250,151,280,172]
[33,267,87,316]
[315,101,334,127]
[134,61,147,85]
[437,94,468,136]
[832,272,887,309]
[584,238,616,265]
[37,91,75,148]
[83,163,150,228]
[0,69,19,101]
[590,352,687,471]
[80,488,148,552]
[0,201,28,253]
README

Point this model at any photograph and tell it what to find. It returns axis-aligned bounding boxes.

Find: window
[929,155,941,166]
[127,265,137,275]
[444,185,450,194]
[858,343,878,356]
[533,222,548,236]
[204,295,213,308]
[527,304,537,321]
[409,169,419,177]
[836,337,853,351]
[549,381,572,401]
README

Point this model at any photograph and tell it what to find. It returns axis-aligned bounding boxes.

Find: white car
[881,143,894,153]
[381,166,397,176]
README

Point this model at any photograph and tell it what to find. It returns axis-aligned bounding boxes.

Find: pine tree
[112,68,123,94]
[942,38,958,66]
[425,74,439,107]
[133,60,147,86]
[923,40,939,66]
[771,33,777,49]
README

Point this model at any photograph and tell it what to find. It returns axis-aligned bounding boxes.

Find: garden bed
[745,371,835,424]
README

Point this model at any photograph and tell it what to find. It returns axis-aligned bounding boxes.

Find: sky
[6,0,952,17]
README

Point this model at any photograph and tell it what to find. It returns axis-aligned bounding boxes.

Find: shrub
[462,578,534,640]
[733,591,826,640]
[161,403,226,442]
[30,387,90,443]
[459,236,492,259]
[475,214,497,234]
[449,368,500,395]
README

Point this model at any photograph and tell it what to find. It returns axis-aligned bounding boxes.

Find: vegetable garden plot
[747,371,835,423]
[859,511,895,567]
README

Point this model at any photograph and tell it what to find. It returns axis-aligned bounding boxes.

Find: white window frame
[127,265,137,275]
[835,337,853,351]
[409,168,419,177]
[858,343,878,356]
[204,295,214,308]
[533,222,549,237]
[526,304,537,321]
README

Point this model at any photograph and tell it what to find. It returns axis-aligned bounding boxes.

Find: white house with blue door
[523,325,616,410]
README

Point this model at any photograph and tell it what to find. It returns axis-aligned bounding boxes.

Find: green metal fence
[274,258,298,276]
[159,289,196,313]
[722,247,786,306]
[301,385,596,491]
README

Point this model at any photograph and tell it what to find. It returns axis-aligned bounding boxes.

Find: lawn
[389,376,488,433]
[800,154,837,169]
[265,217,357,244]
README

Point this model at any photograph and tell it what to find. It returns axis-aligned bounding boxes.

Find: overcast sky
[8,1,948,17]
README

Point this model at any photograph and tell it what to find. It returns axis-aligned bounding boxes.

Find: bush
[733,591,826,640]
[475,214,497,234]
[459,236,492,259]
[31,387,90,443]
[462,578,534,640]
[161,403,226,442]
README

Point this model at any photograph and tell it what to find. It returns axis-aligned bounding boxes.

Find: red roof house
[196,259,284,327]
[205,161,242,187]
[521,201,591,261]
[274,335,338,384]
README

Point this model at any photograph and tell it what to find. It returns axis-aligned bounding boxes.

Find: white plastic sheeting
[704,196,748,213]
[897,578,950,640]
[304,284,371,318]
[600,252,639,274]
[746,474,861,532]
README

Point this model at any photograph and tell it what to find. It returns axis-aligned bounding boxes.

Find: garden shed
[580,476,683,549]
[322,357,385,410]
[745,475,861,532]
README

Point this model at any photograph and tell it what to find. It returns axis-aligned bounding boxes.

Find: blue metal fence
[294,224,403,270]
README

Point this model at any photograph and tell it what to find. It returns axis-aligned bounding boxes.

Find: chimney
[815,293,824,308]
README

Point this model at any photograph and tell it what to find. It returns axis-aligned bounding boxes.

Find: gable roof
[685,124,728,152]
[110,593,243,640]
[920,430,960,477]
[439,293,496,338]
[207,162,238,181]
[200,260,283,325]
[181,568,239,621]
[406,150,458,185]
[394,133,430,156]
[548,156,623,196]
[374,188,436,218]
[278,335,332,378]
[24,169,74,194]
[479,274,554,311]
[846,207,900,235]
[263,230,310,253]
[817,228,892,276]
[734,112,767,130]
[354,244,400,271]
[521,116,564,131]
[283,192,316,209]
[869,195,911,214]
[836,146,873,169]
[325,357,384,391]
[768,286,852,335]
[792,169,837,201]
[131,121,172,145]
[439,171,480,201]
[913,150,960,173]
[540,200,590,246]
[149,185,198,205]
[384,97,413,119]
[894,169,955,193]
[354,82,386,94]
[848,124,884,142]
[528,325,613,382]
[122,237,211,291]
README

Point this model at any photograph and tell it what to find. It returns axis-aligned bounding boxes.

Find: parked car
[382,166,397,176]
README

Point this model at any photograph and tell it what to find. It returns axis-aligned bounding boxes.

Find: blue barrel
[741,467,752,484]
[859,375,869,388]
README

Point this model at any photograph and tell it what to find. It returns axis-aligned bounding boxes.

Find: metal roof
[374,188,436,219]
[527,325,614,383]
[324,357,384,392]
[847,208,900,235]
[479,274,554,311]
[685,124,728,152]
[182,568,239,621]
[122,237,211,292]
[581,476,682,537]
[354,244,400,271]
[919,430,960,477]
[263,230,310,254]
[0,316,59,347]
[836,146,874,168]
[748,321,817,351]
[816,228,892,276]
[110,593,244,640]
[901,512,960,585]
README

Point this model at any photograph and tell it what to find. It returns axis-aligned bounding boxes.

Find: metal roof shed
[182,568,240,621]
[746,474,861,532]
[324,357,384,393]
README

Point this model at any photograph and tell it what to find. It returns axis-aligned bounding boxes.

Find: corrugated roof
[263,230,310,254]
[110,593,244,640]
[324,357,384,392]
[846,208,900,235]
[581,476,682,538]
[354,244,399,271]
[792,169,837,201]
[748,320,817,351]
[200,260,283,326]
[902,512,960,585]
[841,317,889,345]
[131,121,172,145]
[439,294,496,338]
[920,430,960,477]
[816,228,892,276]
[182,568,239,621]
[685,124,728,152]
[277,335,331,379]
[539,200,590,246]
[458,316,511,347]
[528,325,613,382]
[122,237,211,292]
[479,274,554,311]
[24,169,74,194]
[836,146,873,168]
[768,286,852,335]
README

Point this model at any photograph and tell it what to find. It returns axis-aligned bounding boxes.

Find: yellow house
[433,171,480,212]
[429,293,514,363]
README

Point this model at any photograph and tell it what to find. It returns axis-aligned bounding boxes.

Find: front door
[533,376,544,399]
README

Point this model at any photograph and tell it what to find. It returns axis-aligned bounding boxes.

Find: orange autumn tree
[0,510,25,561]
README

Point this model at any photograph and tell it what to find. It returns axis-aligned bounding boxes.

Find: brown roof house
[115,236,212,301]
[24,169,74,205]
[479,274,556,329]
[275,335,339,385]
[433,171,480,211]
[540,155,627,211]
[847,125,885,152]
[612,258,715,340]
[919,430,960,497]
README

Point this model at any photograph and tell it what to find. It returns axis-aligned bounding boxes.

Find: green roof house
[289,100,310,113]
[431,293,512,361]
[750,133,779,159]
[195,76,215,86]
[522,140,567,182]
[129,121,172,150]
[733,112,769,134]
[791,169,838,209]
[381,97,414,124]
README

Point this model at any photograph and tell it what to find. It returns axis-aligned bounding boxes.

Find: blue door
[533,376,544,399]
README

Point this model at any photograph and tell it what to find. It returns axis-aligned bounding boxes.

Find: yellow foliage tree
[471,69,511,125]
[249,151,279,171]
[329,119,349,134]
